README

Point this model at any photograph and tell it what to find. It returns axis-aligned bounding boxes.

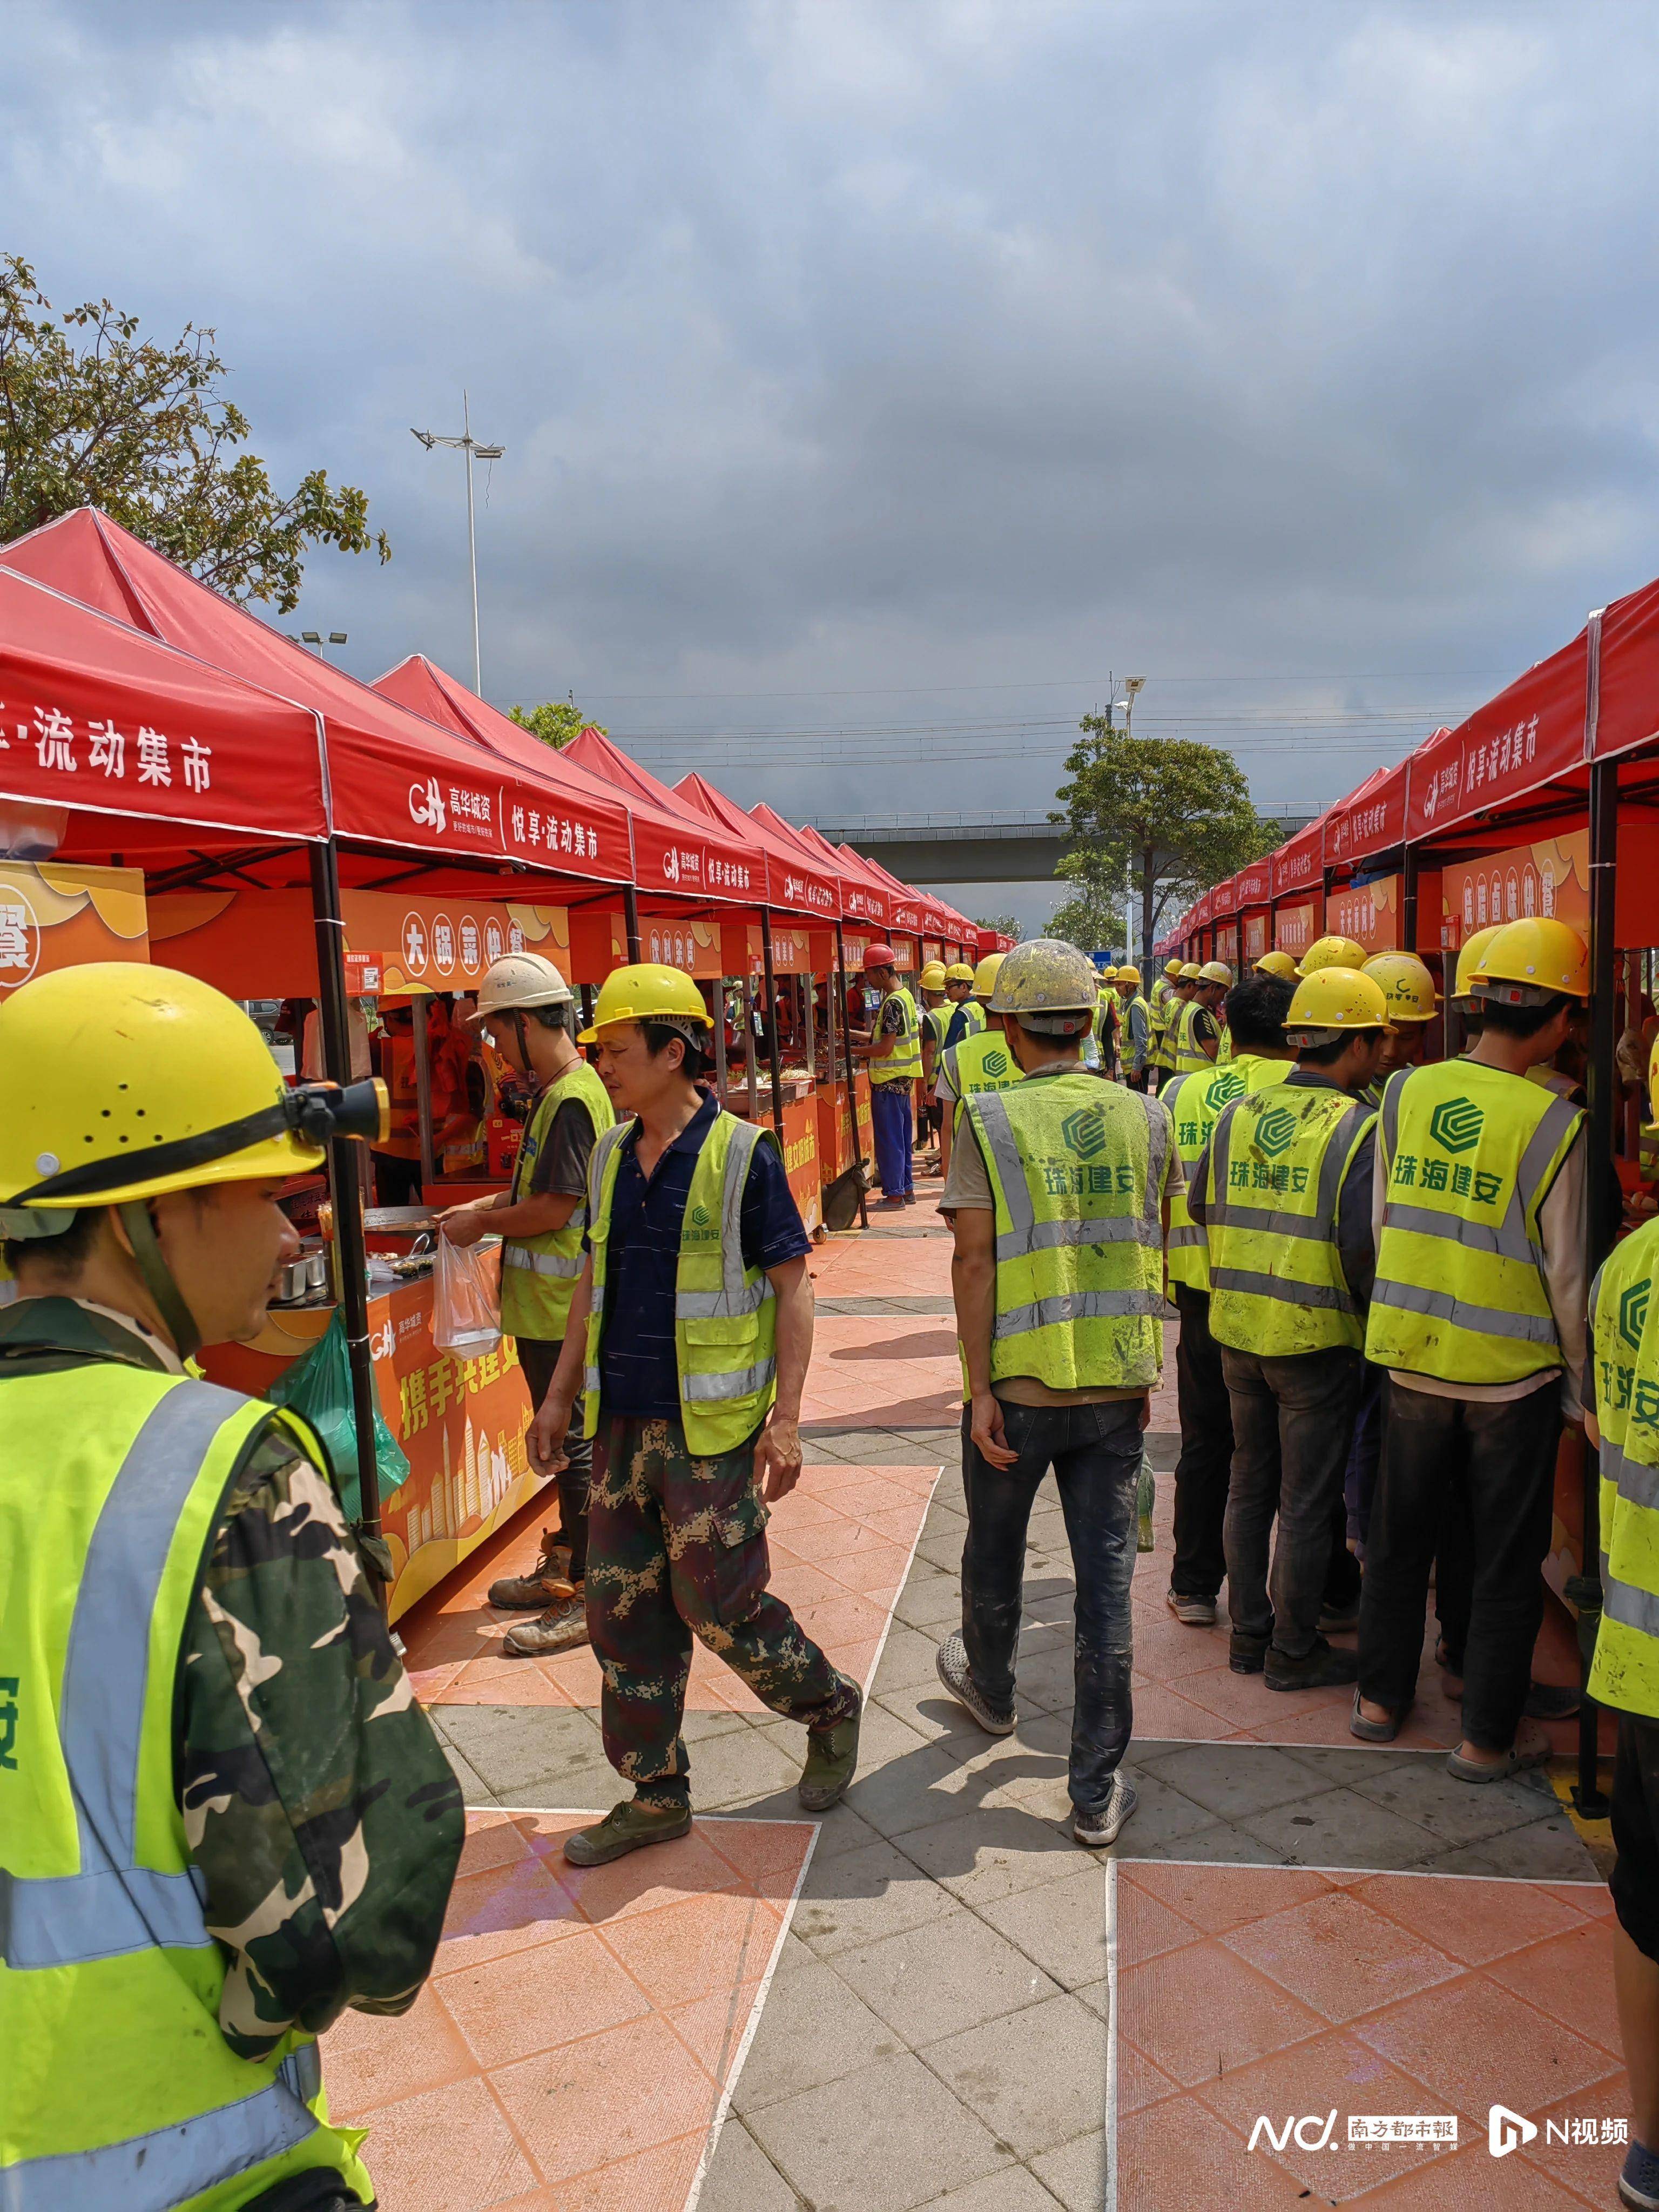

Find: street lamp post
[411,390,505,694]
[295,631,349,662]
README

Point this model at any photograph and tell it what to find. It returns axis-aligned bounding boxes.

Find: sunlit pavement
[329,1170,1621,2210]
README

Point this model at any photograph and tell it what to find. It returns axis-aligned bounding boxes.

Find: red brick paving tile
[1219,1887,1461,2024]
[1541,1881,1615,1917]
[322,1981,476,2114]
[1354,1972,1617,2119]
[437,1924,650,2069]
[1353,1873,1599,1968]
[1485,1920,1625,2058]
[698,1814,813,1893]
[1115,2035,1182,2116]
[1116,2094,1313,2209]
[550,2134,708,2212]
[349,2073,538,2210]
[1114,1885,1204,1968]
[457,1811,545,1870]
[544,1822,753,1927]
[1360,2142,1588,2205]
[490,2013,725,2185]
[1518,2072,1634,2208]
[1123,1862,1331,1934]
[1118,1935,1325,2087]
[598,1890,784,2011]
[430,1852,588,1974]
[664,1977,770,2077]
[1170,1661,1348,1730]
[1129,1684,1237,1741]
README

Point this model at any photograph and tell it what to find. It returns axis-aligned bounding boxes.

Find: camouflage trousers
[587,1415,857,1806]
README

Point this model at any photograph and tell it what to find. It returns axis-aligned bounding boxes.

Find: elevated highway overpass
[807,806,1321,885]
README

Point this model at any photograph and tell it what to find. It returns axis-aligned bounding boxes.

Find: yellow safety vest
[583,1109,779,1454]
[1367,1060,1582,1385]
[1216,1025,1233,1066]
[499,1057,614,1341]
[1588,1225,1659,1718]
[1161,1057,1284,1293]
[1151,992,1188,1073]
[963,1071,1170,1392]
[1203,1078,1375,1354]
[1174,999,1218,1075]
[942,1027,1023,1129]
[873,987,923,1085]
[0,1368,373,2212]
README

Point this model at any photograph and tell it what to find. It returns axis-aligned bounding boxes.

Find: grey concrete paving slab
[977,1862,1110,1988]
[893,1572,968,1631]
[745,2049,1015,2212]
[731,1955,905,2114]
[1030,2129,1107,2212]
[804,1427,959,1465]
[900,1802,1090,1909]
[1279,1741,1417,1784]
[685,1722,810,1812]
[1461,1813,1601,1880]
[1349,1756,1568,1847]
[922,1991,1107,2159]
[1095,1770,1217,1851]
[697,2117,803,2212]
[440,1740,495,1806]
[832,1908,1060,2044]
[1138,1741,1331,1822]
[869,1619,953,1694]
[918,2169,1065,2211]
[791,1837,967,1958]
[1236,1783,1461,1870]
[1113,1816,1291,1867]
[439,1703,609,1802]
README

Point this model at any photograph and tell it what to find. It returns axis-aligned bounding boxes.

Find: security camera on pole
[412,392,505,693]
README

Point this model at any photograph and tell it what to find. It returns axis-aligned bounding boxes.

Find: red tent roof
[748,801,859,916]
[0,510,631,886]
[785,822,888,927]
[672,773,840,919]
[1324,761,1409,871]
[562,727,759,904]
[1235,856,1273,908]
[0,563,328,862]
[1272,812,1327,900]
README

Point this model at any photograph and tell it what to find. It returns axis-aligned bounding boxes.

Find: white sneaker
[1073,1774,1137,1848]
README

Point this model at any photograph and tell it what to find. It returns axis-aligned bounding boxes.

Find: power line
[521,667,1516,705]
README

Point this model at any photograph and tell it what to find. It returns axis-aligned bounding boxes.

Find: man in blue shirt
[530,965,861,1866]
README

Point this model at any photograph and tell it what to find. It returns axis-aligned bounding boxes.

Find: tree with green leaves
[1047,850,1125,955]
[1053,720,1275,970]
[970,912,1023,943]
[508,699,606,750]
[0,255,388,613]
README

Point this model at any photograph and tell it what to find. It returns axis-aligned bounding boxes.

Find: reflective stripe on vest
[1161,1060,1282,1294]
[1174,1000,1215,1075]
[965,1075,1169,1392]
[1204,1083,1373,1354]
[873,987,923,1084]
[0,1374,362,2212]
[1586,1231,1659,1717]
[1366,1061,1581,1385]
[499,1058,614,1340]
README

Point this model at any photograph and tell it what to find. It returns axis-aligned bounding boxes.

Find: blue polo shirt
[591,1089,811,1419]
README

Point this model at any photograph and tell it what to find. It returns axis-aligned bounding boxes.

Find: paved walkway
[327,1174,1625,2210]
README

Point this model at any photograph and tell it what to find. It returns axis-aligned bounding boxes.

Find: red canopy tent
[673,772,841,920]
[562,726,760,907]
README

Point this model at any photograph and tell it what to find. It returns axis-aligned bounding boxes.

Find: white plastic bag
[433,1236,503,1356]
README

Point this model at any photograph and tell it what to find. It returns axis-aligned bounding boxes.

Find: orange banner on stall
[1274,899,1320,956]
[1243,911,1269,963]
[1327,875,1401,955]
[638,915,725,977]
[723,921,815,977]
[1212,920,1240,969]
[1440,832,1588,949]
[781,1093,822,1234]
[0,860,148,997]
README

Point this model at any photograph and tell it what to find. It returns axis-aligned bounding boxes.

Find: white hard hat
[471,952,573,1022]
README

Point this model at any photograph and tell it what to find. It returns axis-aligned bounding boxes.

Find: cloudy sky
[6,0,1658,929]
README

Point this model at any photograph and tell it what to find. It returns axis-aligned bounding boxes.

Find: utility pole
[412,392,505,694]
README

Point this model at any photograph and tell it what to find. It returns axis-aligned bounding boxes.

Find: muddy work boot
[503,1586,587,1657]
[563,1798,693,1866]
[488,1533,572,1610]
[799,1677,864,1811]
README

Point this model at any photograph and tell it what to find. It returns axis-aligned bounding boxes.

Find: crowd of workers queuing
[9,905,1659,2209]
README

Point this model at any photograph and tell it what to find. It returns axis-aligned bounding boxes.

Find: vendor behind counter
[373,996,488,1203]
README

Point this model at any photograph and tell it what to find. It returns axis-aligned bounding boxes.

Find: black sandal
[1350,1690,1404,1743]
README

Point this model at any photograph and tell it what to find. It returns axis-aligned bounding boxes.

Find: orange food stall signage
[1327,876,1401,955]
[1212,920,1239,969]
[1274,899,1320,956]
[0,859,148,996]
[781,1093,822,1235]
[724,922,815,977]
[1243,911,1269,963]
[1440,833,1587,948]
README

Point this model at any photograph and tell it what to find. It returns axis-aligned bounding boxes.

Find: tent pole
[760,908,787,1142]
[834,920,869,1230]
[308,839,383,1540]
[1401,846,1419,958]
[623,885,643,962]
[412,995,437,1192]
[1576,754,1618,1816]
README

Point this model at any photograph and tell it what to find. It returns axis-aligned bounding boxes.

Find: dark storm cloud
[5,0,1659,932]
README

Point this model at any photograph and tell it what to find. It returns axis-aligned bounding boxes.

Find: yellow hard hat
[1099,963,1120,983]
[971,952,1006,999]
[1296,933,1368,980]
[945,961,976,984]
[919,960,949,991]
[1255,949,1299,981]
[1178,962,1202,982]
[1470,917,1590,1002]
[1283,966,1395,1039]
[1198,960,1233,987]
[0,963,383,1215]
[1362,951,1438,1023]
[578,962,712,1042]
[1164,959,1184,977]
[1116,964,1142,987]
[1452,922,1505,1001]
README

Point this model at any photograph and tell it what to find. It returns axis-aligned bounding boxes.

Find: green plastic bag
[268,1310,410,1523]
[1136,1451,1156,1554]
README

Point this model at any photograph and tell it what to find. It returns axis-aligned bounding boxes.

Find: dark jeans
[870,1081,914,1196]
[1357,1378,1561,1750]
[959,1395,1140,1815]
[518,1335,592,1582]
[1611,1711,1659,1962]
[1343,1360,1384,1554]
[1171,1286,1233,1600]
[1221,1344,1363,1661]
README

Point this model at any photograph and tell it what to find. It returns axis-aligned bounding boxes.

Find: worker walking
[934,951,1016,1182]
[0,965,462,2212]
[937,940,1176,1846]
[1089,963,1121,1077]
[1356,918,1590,1778]
[853,943,923,1208]
[529,966,861,1865]
[1116,964,1152,1089]
[1159,969,1297,1627]
[1189,967,1388,1690]
[440,953,615,1656]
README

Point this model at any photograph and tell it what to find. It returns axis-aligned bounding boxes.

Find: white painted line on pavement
[861,1462,946,1696]
[1104,1853,1121,2211]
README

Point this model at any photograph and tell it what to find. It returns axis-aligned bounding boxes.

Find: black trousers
[1171,1286,1233,1600]
[1357,1377,1561,1750]
[517,1335,592,1582]
[1611,1711,1659,1961]
[1221,1344,1363,1661]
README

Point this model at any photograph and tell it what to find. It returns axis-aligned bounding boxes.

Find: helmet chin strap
[117,1200,203,1365]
